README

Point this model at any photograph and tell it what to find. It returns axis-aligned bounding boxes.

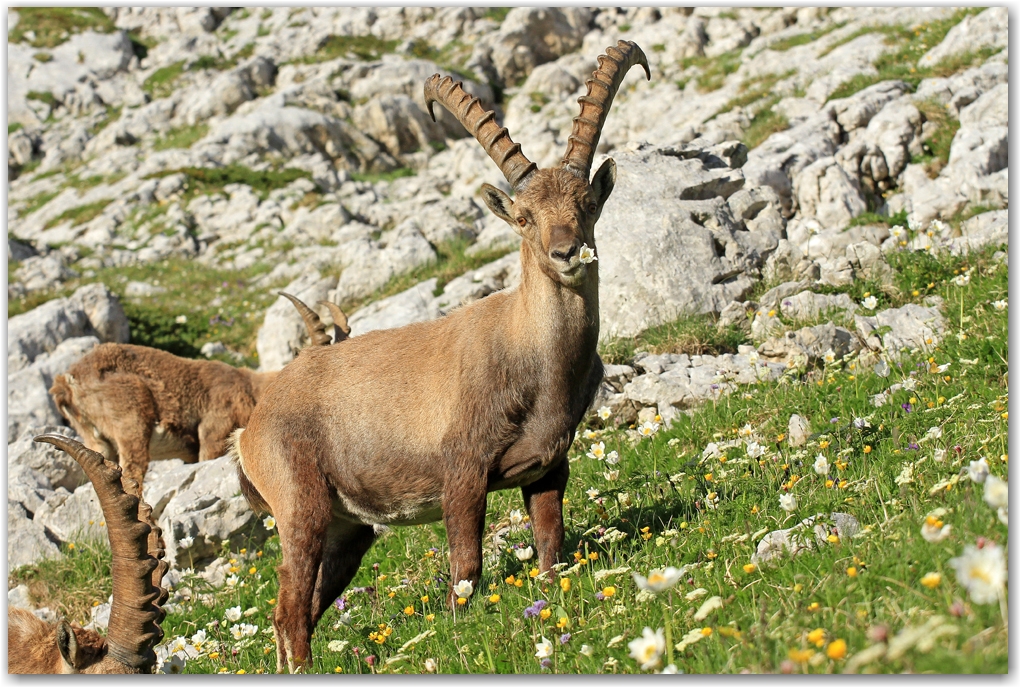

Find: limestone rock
[348,278,441,336]
[752,512,860,564]
[788,414,811,447]
[8,425,86,492]
[918,7,1007,68]
[855,303,946,355]
[9,502,62,570]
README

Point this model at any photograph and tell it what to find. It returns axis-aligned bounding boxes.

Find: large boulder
[595,141,779,340]
[918,7,1007,69]
[855,303,946,355]
[348,278,442,336]
[472,8,593,86]
[8,425,86,493]
[9,502,62,570]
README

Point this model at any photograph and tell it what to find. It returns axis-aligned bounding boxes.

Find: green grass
[335,238,516,315]
[817,24,913,58]
[142,61,186,100]
[482,8,511,24]
[768,22,847,52]
[742,106,790,150]
[26,90,56,107]
[298,34,400,64]
[144,165,314,202]
[33,51,52,62]
[89,104,123,136]
[9,122,24,134]
[43,199,112,230]
[912,99,960,178]
[827,9,995,101]
[601,314,750,366]
[8,539,112,624]
[8,258,275,364]
[9,7,115,48]
[680,50,743,93]
[9,243,1009,674]
[716,70,796,117]
[350,167,416,185]
[17,191,60,218]
[847,209,910,229]
[153,124,210,151]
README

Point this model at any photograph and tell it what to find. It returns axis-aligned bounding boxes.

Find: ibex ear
[590,158,617,214]
[56,622,80,672]
[480,183,519,232]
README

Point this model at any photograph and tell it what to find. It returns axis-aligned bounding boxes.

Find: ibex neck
[513,241,600,373]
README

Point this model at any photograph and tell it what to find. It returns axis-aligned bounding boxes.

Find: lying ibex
[49,294,350,494]
[232,40,649,672]
[8,434,167,674]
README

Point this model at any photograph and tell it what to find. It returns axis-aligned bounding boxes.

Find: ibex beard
[233,40,650,673]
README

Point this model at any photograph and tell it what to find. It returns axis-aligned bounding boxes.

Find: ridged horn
[317,301,351,343]
[279,292,331,347]
[33,434,164,673]
[424,75,537,189]
[560,40,650,179]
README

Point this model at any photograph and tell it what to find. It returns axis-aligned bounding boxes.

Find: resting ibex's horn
[279,292,332,347]
[33,434,164,673]
[424,75,537,190]
[317,301,352,343]
[560,40,650,179]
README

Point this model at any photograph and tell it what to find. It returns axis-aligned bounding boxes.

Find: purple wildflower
[595,592,606,601]
[335,596,347,611]
[540,658,553,670]
[907,442,919,451]
[560,633,571,645]
[901,403,912,413]
[523,599,548,619]
[830,417,840,424]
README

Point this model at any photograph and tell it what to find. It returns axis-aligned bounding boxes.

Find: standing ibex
[49,294,350,494]
[233,41,649,672]
[8,435,167,674]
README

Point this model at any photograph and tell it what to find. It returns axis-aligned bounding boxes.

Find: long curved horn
[424,75,537,189]
[560,40,650,179]
[33,434,163,673]
[317,301,351,343]
[279,292,331,347]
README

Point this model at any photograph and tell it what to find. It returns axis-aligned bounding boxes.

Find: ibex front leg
[522,458,569,574]
[442,466,487,610]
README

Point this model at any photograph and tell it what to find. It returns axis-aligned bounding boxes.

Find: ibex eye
[517,216,527,227]
[587,203,597,214]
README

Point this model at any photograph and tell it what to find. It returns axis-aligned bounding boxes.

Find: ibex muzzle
[234,40,649,673]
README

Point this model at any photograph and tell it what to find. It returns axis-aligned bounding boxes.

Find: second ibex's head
[425,41,649,288]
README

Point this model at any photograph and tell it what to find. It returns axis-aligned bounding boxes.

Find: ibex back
[233,40,649,672]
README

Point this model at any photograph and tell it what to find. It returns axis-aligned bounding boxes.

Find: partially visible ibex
[233,41,649,672]
[8,435,168,674]
[49,293,350,494]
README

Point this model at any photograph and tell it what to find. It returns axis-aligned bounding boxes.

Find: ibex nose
[550,240,581,264]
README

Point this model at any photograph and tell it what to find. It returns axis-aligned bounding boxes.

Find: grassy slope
[14,243,1007,674]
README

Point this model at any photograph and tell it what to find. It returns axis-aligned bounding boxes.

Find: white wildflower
[968,458,990,483]
[509,509,524,528]
[921,518,951,543]
[586,487,600,501]
[902,377,917,391]
[745,441,765,459]
[175,315,188,324]
[747,351,759,365]
[779,493,797,512]
[813,454,830,476]
[983,474,1008,510]
[159,654,186,674]
[263,515,276,530]
[627,627,665,671]
[992,300,1007,310]
[637,421,660,438]
[823,349,836,364]
[933,448,946,463]
[604,450,620,465]
[578,244,597,264]
[597,406,612,420]
[862,296,878,310]
[534,637,554,659]
[327,639,349,653]
[179,535,194,549]
[587,441,606,460]
[424,658,437,673]
[693,595,723,622]
[632,566,684,594]
[603,469,619,482]
[951,274,970,287]
[948,542,1007,604]
[453,580,474,599]
[579,644,594,657]
[925,426,942,440]
[514,546,535,562]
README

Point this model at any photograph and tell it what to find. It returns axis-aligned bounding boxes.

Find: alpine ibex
[8,435,167,674]
[49,294,350,494]
[233,41,649,672]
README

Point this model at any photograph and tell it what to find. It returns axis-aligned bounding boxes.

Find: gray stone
[792,155,867,230]
[9,502,62,570]
[158,456,270,569]
[918,7,1007,68]
[779,290,857,322]
[348,278,441,336]
[8,425,86,492]
[944,209,1008,255]
[8,337,100,441]
[8,584,33,610]
[596,143,772,340]
[760,321,861,363]
[436,252,520,314]
[855,303,947,355]
[752,512,860,564]
[788,414,811,447]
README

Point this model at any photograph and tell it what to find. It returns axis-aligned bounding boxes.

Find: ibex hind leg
[522,459,569,573]
[272,479,332,673]
[309,522,376,628]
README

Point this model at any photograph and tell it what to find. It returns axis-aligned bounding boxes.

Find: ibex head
[425,40,649,288]
[9,435,168,674]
